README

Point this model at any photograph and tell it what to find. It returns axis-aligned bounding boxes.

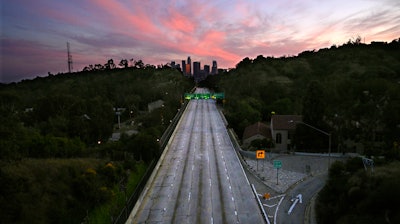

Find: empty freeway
[127,88,264,223]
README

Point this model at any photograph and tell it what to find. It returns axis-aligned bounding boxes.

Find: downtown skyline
[1,0,400,83]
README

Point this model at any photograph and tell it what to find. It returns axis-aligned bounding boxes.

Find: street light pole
[289,120,331,167]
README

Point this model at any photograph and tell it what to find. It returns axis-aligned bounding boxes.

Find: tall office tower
[204,65,210,76]
[193,61,201,79]
[187,56,192,75]
[182,60,186,76]
[185,64,191,76]
[211,60,218,75]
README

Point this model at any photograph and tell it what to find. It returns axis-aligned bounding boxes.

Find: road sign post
[273,160,282,185]
[256,150,265,159]
[256,150,265,171]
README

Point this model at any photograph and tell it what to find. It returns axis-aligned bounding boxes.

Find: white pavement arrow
[288,194,302,215]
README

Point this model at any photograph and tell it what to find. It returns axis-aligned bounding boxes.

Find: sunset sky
[1,0,399,83]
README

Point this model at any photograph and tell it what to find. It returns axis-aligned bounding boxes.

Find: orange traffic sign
[256,150,265,159]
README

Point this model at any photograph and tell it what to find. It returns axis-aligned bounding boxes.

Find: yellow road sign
[256,150,265,159]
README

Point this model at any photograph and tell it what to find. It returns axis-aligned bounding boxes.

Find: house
[270,115,302,152]
[242,122,272,149]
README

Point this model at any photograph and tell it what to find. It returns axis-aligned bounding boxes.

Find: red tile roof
[242,122,272,140]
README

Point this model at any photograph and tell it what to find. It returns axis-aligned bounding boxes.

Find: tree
[104,59,116,70]
[119,59,128,68]
[82,64,94,72]
[134,60,144,69]
[94,64,104,70]
[295,80,329,151]
[132,133,159,162]
[235,57,252,69]
[302,80,326,125]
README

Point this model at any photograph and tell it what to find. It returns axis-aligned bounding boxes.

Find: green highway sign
[211,92,225,100]
[184,92,225,100]
[273,160,282,169]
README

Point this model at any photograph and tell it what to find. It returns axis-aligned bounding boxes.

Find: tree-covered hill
[200,38,400,224]
[202,38,400,155]
[0,66,193,223]
[1,67,193,158]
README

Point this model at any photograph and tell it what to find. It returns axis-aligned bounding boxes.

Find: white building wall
[273,130,289,152]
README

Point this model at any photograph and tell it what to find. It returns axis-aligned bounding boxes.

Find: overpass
[127,88,263,223]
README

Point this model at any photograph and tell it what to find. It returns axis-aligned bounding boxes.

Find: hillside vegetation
[203,39,400,155]
[201,38,400,223]
[317,158,400,224]
[0,67,193,223]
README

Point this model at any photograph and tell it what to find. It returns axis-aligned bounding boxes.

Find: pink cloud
[2,0,400,83]
[162,10,196,34]
[88,0,163,41]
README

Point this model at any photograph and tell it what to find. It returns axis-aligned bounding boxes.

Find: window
[276,133,282,144]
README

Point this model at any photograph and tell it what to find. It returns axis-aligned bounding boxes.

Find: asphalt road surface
[127,89,264,223]
[276,174,326,224]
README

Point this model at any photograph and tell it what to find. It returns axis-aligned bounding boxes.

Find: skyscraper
[185,64,191,76]
[211,60,218,75]
[204,65,210,75]
[193,61,201,80]
[187,56,192,75]
[182,60,186,76]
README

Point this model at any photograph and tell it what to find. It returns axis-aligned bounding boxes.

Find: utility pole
[67,42,73,73]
